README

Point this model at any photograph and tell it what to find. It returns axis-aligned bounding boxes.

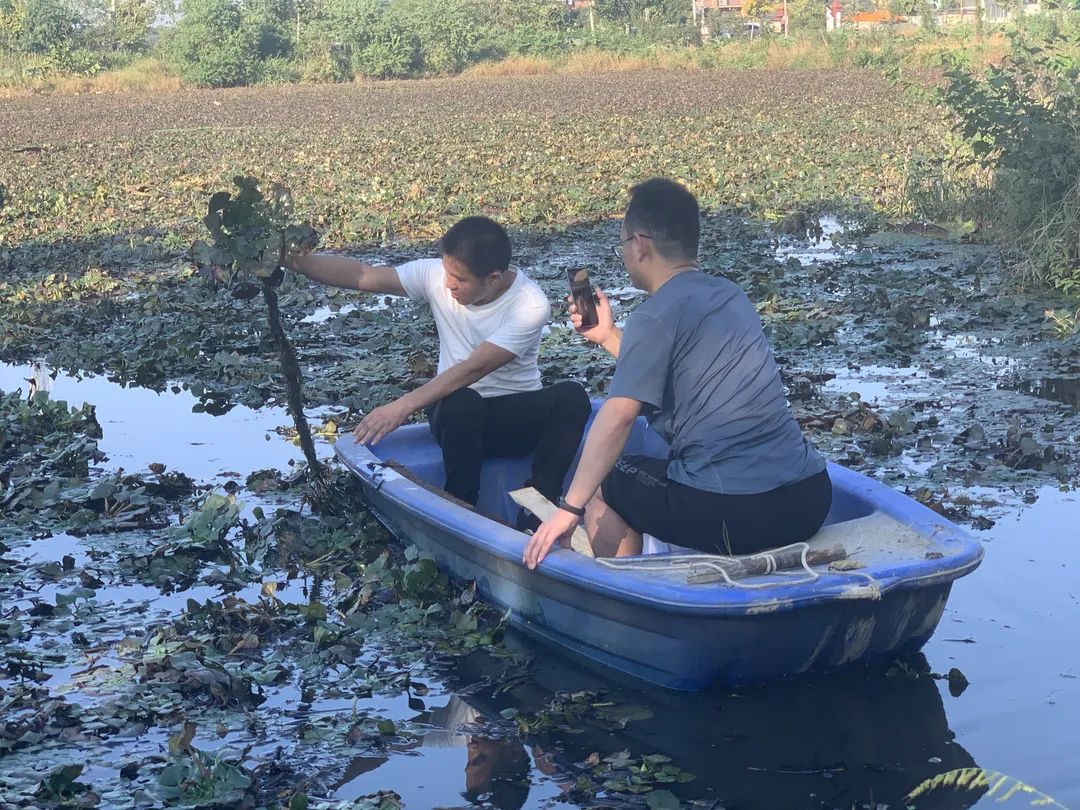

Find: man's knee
[435,387,485,432]
[550,380,591,424]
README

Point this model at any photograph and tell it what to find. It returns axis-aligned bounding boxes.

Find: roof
[850,9,905,22]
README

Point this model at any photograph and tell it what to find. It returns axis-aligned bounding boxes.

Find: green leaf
[646,789,682,809]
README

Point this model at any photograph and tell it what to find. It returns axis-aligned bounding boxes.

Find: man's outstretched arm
[523,396,641,569]
[352,342,516,446]
[290,253,407,297]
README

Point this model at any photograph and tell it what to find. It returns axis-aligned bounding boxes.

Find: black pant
[426,382,591,506]
[602,454,833,555]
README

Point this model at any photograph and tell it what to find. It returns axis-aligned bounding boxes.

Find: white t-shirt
[396,258,550,399]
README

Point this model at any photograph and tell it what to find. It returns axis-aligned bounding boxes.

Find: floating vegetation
[3,67,1079,808]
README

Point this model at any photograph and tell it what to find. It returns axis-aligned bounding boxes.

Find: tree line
[1,0,839,87]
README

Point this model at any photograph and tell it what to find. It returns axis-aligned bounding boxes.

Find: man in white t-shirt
[290,216,590,514]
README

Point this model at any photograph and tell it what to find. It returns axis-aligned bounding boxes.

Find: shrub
[354,36,416,78]
[394,0,483,74]
[938,24,1080,292]
[256,54,300,84]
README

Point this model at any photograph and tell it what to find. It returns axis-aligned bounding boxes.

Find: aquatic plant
[193,177,328,499]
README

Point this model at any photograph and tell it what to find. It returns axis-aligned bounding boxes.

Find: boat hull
[337,412,981,690]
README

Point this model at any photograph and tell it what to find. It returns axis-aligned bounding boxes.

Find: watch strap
[558,498,586,517]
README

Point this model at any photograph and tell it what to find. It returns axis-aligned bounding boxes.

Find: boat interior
[370,415,949,567]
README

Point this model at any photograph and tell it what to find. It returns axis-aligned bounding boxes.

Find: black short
[600,455,832,555]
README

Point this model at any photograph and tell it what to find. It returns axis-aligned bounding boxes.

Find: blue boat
[335,404,983,690]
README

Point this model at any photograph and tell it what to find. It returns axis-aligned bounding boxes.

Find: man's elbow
[602,397,641,429]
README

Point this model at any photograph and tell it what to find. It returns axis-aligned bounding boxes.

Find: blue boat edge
[333,412,985,690]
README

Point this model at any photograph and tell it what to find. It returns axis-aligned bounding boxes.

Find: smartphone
[567,268,599,329]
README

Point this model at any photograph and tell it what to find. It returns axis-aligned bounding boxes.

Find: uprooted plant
[192,177,332,500]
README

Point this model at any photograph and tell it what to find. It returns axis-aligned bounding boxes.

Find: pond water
[2,349,1077,809]
[325,491,1080,810]
[0,363,313,481]
[2,220,1078,809]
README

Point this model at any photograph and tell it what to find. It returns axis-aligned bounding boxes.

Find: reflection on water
[412,647,980,810]
[0,361,315,479]
[1001,376,1080,411]
[331,489,1079,809]
[335,694,562,808]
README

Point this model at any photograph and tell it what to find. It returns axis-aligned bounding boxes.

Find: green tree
[938,27,1080,290]
[483,0,570,56]
[165,0,259,86]
[392,0,482,74]
[595,0,644,31]
[307,0,415,79]
[0,0,28,52]
[242,0,293,59]
[20,0,82,53]
[788,0,826,32]
[82,0,157,53]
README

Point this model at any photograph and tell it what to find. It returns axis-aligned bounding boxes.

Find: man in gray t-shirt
[610,270,824,495]
[524,179,831,570]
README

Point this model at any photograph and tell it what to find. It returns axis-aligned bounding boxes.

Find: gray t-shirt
[609,271,825,495]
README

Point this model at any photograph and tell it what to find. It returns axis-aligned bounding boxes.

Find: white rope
[595,541,883,597]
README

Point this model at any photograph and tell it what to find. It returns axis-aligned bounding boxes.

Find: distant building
[692,0,744,31]
[822,0,1045,30]
[849,9,906,28]
[826,0,842,30]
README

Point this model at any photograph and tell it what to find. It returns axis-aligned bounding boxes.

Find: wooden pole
[261,278,325,487]
[687,543,847,583]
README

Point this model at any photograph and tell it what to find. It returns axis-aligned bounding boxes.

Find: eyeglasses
[611,233,652,259]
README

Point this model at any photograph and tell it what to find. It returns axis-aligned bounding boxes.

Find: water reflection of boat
[330,695,533,809]
[336,403,983,689]
[437,645,985,810]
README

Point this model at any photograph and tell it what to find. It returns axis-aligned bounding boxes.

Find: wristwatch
[558,498,586,517]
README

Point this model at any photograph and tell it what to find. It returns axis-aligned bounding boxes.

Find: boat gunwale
[335,435,984,617]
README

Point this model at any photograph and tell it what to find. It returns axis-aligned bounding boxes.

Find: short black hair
[624,178,700,262]
[439,216,512,278]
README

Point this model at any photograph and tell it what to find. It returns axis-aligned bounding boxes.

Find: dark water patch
[1000,375,1080,412]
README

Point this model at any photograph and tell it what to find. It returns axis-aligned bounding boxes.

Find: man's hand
[283,251,310,275]
[353,399,412,446]
[568,287,614,345]
[523,508,579,570]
